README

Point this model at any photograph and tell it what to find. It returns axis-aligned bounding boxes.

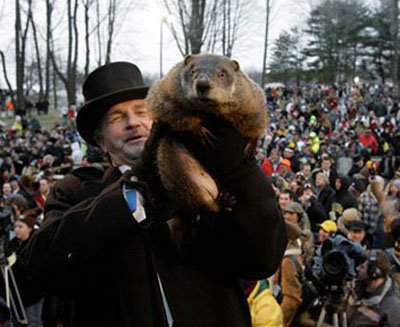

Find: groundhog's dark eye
[190,68,196,75]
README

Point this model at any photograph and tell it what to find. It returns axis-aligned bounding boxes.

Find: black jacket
[22,161,287,327]
[317,184,335,216]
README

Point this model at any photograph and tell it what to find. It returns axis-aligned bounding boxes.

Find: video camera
[312,235,366,290]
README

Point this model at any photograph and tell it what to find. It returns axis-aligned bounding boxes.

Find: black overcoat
[22,161,287,327]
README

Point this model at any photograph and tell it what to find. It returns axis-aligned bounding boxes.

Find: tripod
[316,288,349,327]
[0,249,28,326]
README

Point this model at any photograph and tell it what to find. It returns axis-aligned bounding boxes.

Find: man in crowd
[347,250,400,326]
[274,202,305,327]
[278,189,294,211]
[23,61,287,326]
[315,172,335,216]
[347,220,369,249]
[316,220,337,244]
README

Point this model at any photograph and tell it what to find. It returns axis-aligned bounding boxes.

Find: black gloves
[173,116,251,178]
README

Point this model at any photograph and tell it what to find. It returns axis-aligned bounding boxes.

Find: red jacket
[359,134,379,154]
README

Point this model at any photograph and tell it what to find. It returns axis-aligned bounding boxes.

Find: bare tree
[0,51,14,102]
[50,0,79,105]
[82,0,94,77]
[162,0,218,55]
[105,0,117,64]
[15,0,32,113]
[220,0,243,57]
[45,0,55,102]
[261,0,271,87]
[392,0,399,98]
[28,2,44,99]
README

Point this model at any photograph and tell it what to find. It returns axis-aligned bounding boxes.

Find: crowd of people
[247,83,400,326]
[0,75,399,326]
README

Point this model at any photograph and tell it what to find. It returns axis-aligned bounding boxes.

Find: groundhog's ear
[184,55,193,66]
[231,60,240,71]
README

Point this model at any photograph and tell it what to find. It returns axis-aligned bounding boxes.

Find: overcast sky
[0,0,313,87]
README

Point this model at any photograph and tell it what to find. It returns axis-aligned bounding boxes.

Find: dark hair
[280,189,294,199]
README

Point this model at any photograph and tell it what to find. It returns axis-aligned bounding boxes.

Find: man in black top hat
[22,61,287,326]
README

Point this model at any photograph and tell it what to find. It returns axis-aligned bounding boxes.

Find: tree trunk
[392,0,399,99]
[261,0,271,87]
[83,0,91,77]
[105,0,116,64]
[45,0,53,101]
[15,0,24,114]
[0,51,15,103]
[29,8,44,99]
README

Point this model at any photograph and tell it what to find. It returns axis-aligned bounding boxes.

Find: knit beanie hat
[341,208,360,226]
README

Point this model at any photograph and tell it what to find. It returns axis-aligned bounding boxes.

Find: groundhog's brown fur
[146,54,267,213]
[147,54,267,139]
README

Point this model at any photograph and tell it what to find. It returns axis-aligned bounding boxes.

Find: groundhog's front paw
[217,192,236,212]
[196,126,216,146]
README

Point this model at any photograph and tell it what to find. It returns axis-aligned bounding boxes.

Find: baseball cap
[348,220,366,231]
[318,220,337,233]
[284,202,304,215]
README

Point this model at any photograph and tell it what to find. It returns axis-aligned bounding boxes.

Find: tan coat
[274,244,303,327]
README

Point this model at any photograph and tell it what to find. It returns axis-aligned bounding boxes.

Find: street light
[159,15,171,79]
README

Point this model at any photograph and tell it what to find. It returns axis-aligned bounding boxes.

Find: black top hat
[76,62,149,146]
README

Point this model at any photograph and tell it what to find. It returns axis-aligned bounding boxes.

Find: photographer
[299,183,328,232]
[347,250,400,327]
[4,208,43,326]
[274,202,314,327]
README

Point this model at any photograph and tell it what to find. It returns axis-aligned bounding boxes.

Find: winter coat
[347,278,400,327]
[316,184,335,216]
[274,246,303,327]
[247,280,283,327]
[22,161,287,327]
[331,175,358,215]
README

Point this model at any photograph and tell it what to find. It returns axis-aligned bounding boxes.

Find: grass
[1,109,63,131]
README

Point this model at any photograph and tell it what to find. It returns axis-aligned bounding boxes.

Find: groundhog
[146,53,267,214]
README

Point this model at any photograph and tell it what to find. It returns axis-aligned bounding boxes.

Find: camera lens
[322,251,348,281]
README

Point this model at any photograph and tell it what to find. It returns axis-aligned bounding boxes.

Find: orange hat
[281,159,291,168]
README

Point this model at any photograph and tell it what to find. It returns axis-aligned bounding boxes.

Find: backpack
[275,255,318,314]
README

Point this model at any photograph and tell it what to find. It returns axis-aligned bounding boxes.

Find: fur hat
[341,208,360,226]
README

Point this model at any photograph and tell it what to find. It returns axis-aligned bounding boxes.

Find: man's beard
[122,142,145,161]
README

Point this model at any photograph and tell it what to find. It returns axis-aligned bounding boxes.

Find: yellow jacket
[247,280,283,327]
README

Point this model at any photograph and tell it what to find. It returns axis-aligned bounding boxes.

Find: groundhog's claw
[217,192,236,212]
[244,141,257,159]
[197,126,216,146]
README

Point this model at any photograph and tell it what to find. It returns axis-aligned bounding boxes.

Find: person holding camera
[347,249,400,327]
[274,202,314,327]
[4,208,44,326]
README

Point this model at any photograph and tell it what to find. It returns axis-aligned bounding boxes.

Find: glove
[173,115,251,177]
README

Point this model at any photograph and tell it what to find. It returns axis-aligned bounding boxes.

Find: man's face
[97,99,152,166]
[284,211,300,225]
[335,178,342,190]
[10,180,19,191]
[39,179,49,195]
[356,260,369,281]
[278,193,291,210]
[315,174,326,188]
[348,229,366,243]
[302,165,311,177]
[318,228,330,243]
[322,159,331,171]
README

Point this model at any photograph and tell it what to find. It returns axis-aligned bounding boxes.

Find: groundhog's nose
[196,80,210,97]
